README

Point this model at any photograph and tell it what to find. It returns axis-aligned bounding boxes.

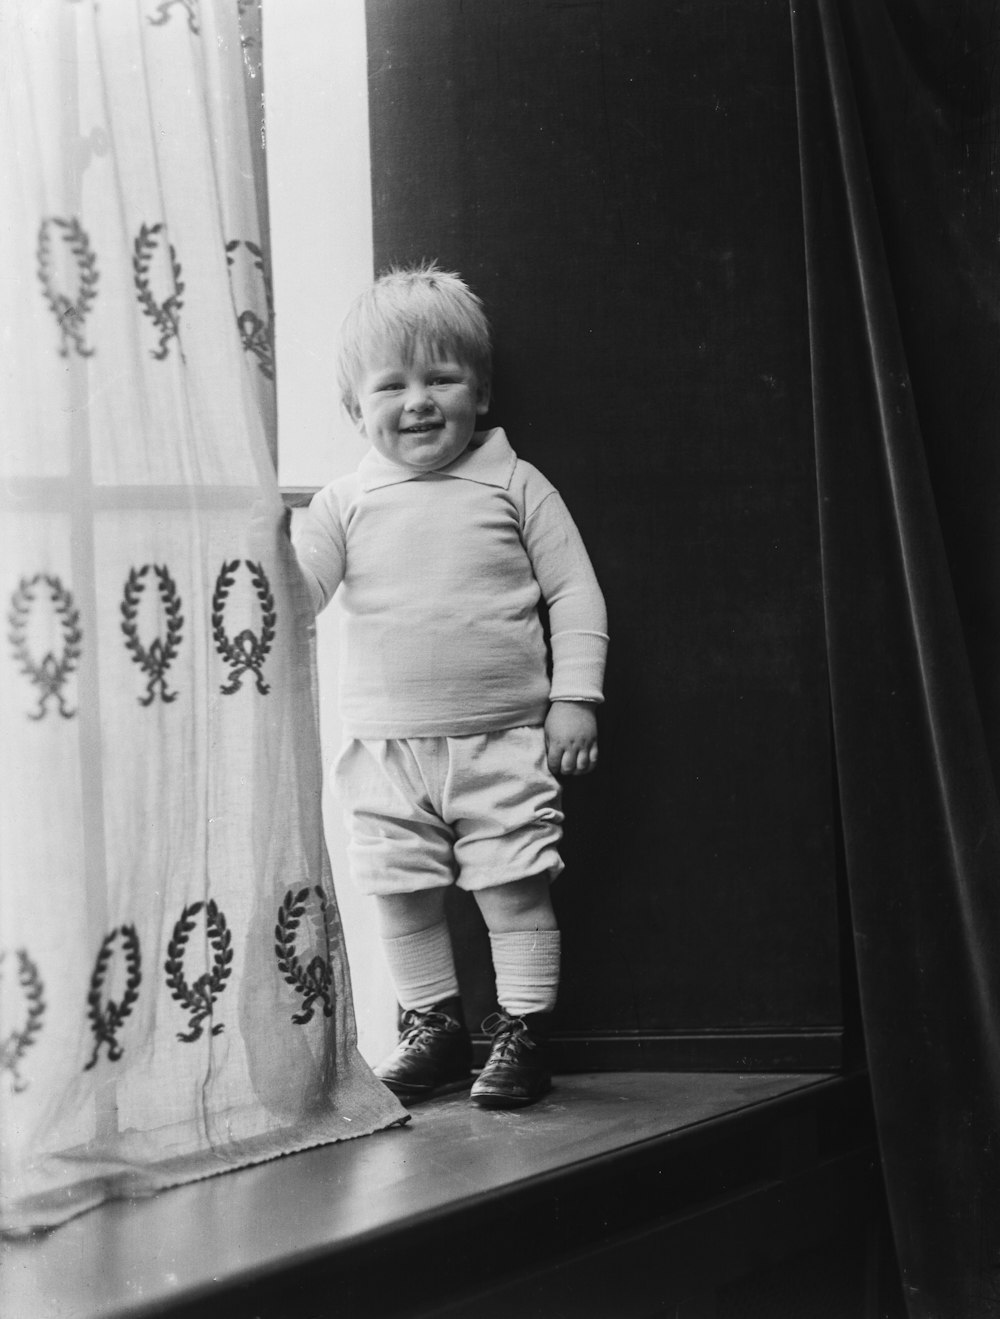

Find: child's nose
[403,381,432,410]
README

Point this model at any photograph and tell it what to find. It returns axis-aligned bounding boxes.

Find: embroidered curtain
[0,0,403,1235]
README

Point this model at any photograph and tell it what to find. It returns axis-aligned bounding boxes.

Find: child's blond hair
[337,262,492,412]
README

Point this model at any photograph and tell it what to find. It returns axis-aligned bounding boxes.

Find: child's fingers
[556,742,600,776]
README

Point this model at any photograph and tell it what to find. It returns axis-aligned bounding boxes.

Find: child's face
[349,342,490,473]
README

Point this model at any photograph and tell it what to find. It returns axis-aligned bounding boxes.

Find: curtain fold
[0,0,403,1236]
[792,1,1000,1314]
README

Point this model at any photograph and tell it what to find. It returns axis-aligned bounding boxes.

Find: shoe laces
[398,1007,458,1051]
[481,1011,536,1059]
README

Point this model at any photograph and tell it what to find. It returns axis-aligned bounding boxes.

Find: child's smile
[351,347,490,472]
[400,418,443,434]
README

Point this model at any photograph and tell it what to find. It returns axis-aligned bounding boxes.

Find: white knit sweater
[294,428,608,739]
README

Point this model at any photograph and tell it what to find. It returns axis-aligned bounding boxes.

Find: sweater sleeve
[292,485,347,614]
[522,483,608,704]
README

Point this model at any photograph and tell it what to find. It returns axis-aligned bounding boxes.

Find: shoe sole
[470,1082,552,1110]
[381,1074,474,1105]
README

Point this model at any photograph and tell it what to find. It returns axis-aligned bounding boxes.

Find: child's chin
[407,443,468,470]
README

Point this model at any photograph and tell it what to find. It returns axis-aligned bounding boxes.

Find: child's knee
[474,873,557,932]
[374,888,448,937]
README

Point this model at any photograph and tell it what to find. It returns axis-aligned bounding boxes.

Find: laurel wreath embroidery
[8,573,82,720]
[36,217,99,358]
[148,0,199,34]
[274,887,334,1025]
[85,926,142,1070]
[225,239,275,381]
[132,223,185,361]
[211,559,276,695]
[164,901,234,1043]
[120,564,184,705]
[0,950,46,1094]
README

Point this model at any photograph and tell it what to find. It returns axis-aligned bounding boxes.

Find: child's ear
[476,379,491,415]
[345,397,366,435]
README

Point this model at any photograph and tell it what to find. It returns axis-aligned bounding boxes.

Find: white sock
[381,921,459,1012]
[490,929,561,1017]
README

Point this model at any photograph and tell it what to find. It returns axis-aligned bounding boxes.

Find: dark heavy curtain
[792,2,1000,1315]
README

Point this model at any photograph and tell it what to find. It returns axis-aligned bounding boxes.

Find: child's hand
[544,701,599,777]
[248,497,291,557]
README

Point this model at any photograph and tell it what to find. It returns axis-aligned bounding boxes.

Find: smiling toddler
[294,263,608,1108]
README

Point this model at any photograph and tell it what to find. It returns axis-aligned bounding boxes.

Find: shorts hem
[352,861,564,898]
[456,860,564,892]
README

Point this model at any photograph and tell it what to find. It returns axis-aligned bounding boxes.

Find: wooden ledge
[2,1070,878,1319]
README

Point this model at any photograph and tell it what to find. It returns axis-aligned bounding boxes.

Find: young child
[293,263,608,1109]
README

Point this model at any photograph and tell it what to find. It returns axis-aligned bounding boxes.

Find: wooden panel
[366,0,841,1054]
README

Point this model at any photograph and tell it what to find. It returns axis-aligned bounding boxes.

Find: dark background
[366,0,841,1062]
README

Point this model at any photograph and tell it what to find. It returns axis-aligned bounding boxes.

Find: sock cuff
[382,920,458,1012]
[489,928,562,965]
[489,928,561,1016]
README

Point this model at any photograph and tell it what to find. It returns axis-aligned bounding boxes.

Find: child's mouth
[401,422,443,434]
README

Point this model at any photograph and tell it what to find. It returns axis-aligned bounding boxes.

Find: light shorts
[332,726,564,896]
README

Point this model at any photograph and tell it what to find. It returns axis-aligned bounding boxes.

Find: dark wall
[366,0,841,1062]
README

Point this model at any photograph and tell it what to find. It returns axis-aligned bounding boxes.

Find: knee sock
[489,929,561,1017]
[381,921,459,1013]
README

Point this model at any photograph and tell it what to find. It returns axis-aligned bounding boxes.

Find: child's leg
[470,875,560,1109]
[371,888,472,1102]
[374,888,459,1011]
[334,739,473,1101]
[472,873,557,933]
[445,727,563,1108]
[473,874,561,1017]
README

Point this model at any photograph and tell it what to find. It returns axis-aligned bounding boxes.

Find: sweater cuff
[549,630,608,704]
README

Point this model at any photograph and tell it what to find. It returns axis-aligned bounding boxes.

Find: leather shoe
[374,997,473,1104]
[470,1010,552,1109]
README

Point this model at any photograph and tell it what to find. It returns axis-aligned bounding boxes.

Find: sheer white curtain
[0,0,402,1235]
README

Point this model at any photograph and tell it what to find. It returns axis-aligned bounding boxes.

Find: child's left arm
[523,483,609,777]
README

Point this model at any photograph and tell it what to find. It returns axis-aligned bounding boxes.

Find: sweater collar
[358,427,517,492]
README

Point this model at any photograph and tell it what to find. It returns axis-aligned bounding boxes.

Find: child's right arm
[291,487,347,614]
